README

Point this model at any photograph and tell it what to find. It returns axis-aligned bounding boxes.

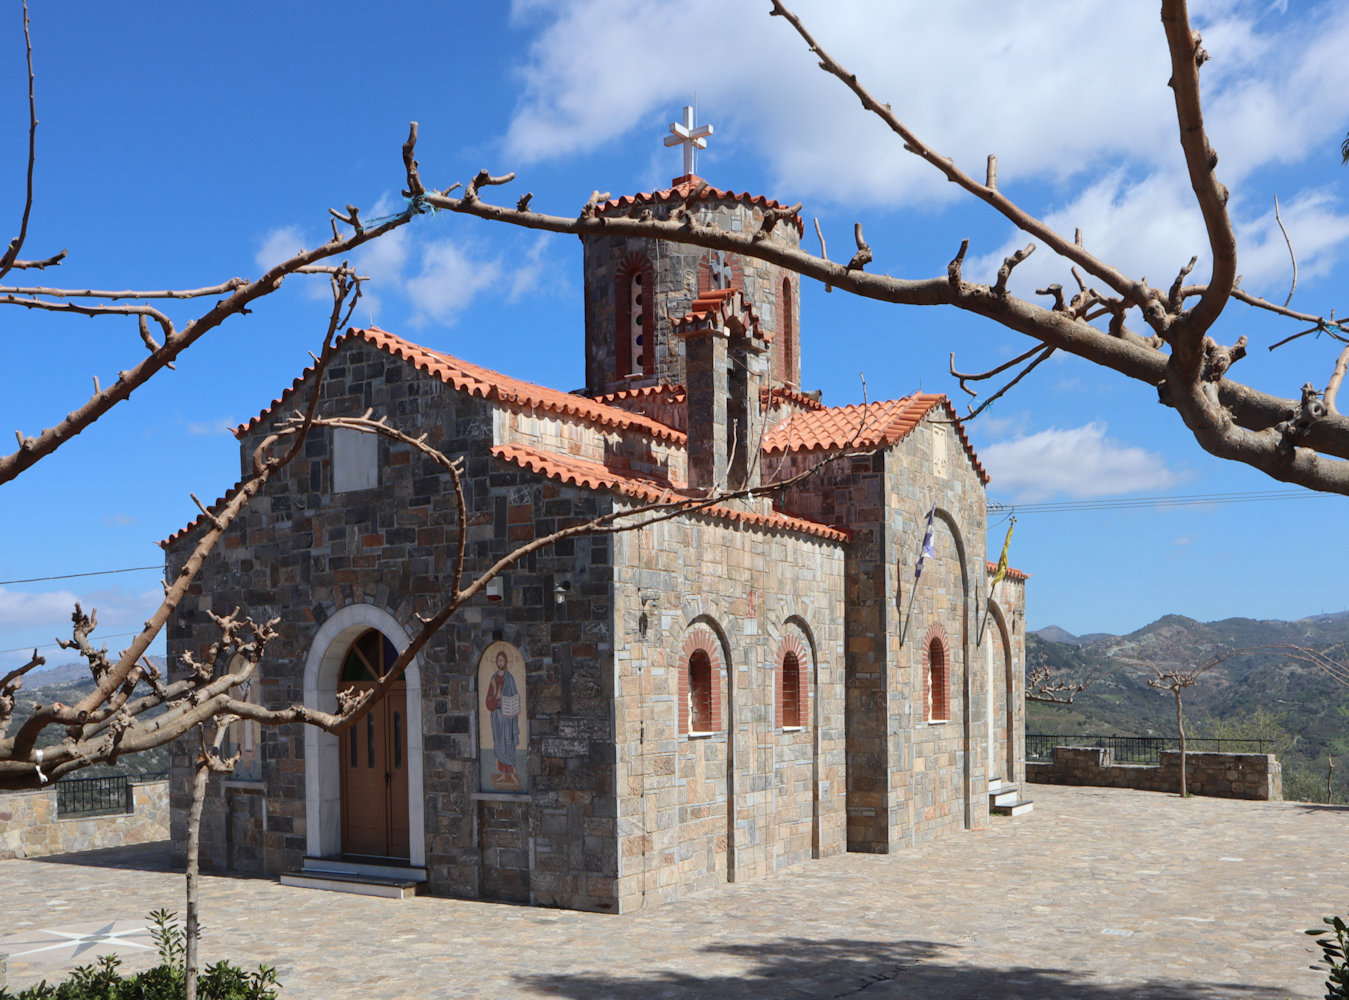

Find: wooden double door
[338,629,410,860]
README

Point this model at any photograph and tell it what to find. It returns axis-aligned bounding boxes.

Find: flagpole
[899,576,921,647]
[900,503,937,647]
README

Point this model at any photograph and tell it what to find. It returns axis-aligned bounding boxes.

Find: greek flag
[914,506,936,581]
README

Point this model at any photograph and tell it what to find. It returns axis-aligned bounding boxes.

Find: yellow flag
[991,518,1014,588]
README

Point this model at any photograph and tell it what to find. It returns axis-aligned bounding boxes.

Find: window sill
[781,726,806,733]
[925,718,950,726]
[686,730,720,739]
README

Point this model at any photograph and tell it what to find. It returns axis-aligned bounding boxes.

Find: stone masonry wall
[167,336,621,911]
[771,406,1015,854]
[609,512,846,911]
[0,780,168,859]
[582,195,803,396]
[882,417,991,850]
[1028,746,1281,800]
[985,574,1026,789]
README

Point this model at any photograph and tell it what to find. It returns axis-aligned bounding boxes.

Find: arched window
[925,636,950,723]
[779,276,795,385]
[780,651,802,728]
[679,629,723,735]
[688,649,713,733]
[615,254,654,379]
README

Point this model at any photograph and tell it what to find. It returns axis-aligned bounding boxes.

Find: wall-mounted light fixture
[486,578,503,602]
[553,580,572,605]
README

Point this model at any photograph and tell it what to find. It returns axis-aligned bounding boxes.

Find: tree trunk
[1174,689,1187,798]
[185,756,209,1000]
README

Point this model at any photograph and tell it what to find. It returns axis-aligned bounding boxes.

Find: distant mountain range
[1028,612,1349,801]
[13,657,170,777]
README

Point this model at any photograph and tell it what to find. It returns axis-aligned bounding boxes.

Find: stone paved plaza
[3,785,1345,999]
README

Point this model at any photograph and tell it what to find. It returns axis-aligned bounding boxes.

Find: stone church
[164,119,1029,912]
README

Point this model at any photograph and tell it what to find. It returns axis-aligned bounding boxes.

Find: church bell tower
[580,106,805,398]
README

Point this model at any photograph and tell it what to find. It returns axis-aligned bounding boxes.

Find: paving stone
[0,785,1342,998]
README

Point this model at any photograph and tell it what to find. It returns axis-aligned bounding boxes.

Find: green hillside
[12,660,171,779]
[1027,614,1349,803]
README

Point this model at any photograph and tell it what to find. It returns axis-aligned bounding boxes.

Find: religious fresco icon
[478,641,528,793]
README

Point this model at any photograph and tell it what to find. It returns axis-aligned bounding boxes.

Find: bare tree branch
[1274,194,1297,308]
[0,0,37,282]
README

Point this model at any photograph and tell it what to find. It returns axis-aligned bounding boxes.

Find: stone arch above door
[303,604,425,866]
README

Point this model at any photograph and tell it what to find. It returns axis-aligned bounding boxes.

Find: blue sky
[3,0,1349,673]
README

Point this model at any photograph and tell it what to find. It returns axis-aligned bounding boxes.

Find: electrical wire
[0,566,160,586]
[987,488,1325,515]
[1,631,146,656]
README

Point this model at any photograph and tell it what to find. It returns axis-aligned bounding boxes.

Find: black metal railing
[55,774,134,818]
[1026,733,1273,766]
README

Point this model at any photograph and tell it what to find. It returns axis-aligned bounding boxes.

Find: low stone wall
[1027,747,1281,801]
[0,779,170,858]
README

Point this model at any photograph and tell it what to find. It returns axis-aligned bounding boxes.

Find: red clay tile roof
[492,443,848,543]
[762,394,989,484]
[596,176,805,234]
[592,383,686,406]
[986,560,1030,582]
[766,385,825,411]
[671,288,770,344]
[235,328,686,445]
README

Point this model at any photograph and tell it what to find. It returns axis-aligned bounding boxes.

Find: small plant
[0,910,280,1000]
[1306,913,1349,999]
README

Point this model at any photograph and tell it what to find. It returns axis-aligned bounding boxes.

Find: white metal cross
[665,105,713,177]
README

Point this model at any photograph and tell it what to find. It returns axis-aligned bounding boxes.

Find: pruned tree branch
[0,0,38,282]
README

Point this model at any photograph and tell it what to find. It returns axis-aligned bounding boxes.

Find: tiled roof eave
[596,180,805,234]
[234,328,687,446]
[986,560,1031,582]
[492,444,848,544]
[761,394,989,485]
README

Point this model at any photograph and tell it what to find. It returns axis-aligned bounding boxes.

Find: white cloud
[967,169,1349,309]
[0,587,85,630]
[256,195,540,329]
[504,1,1349,275]
[0,585,165,671]
[254,225,309,273]
[981,422,1177,500]
[508,235,559,302]
[186,418,237,436]
[404,241,504,328]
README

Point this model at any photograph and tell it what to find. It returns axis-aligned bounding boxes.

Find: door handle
[385,770,391,788]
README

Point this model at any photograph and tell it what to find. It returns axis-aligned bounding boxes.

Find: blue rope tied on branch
[353,194,438,230]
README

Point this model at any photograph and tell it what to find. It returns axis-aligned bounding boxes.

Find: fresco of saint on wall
[478,641,528,793]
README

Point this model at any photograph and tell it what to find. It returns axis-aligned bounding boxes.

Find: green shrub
[1306,913,1349,1000]
[0,910,280,1000]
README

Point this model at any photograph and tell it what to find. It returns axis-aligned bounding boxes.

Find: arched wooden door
[338,629,410,860]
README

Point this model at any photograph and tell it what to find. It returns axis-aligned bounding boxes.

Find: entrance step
[300,856,428,883]
[988,781,1033,819]
[990,786,1022,808]
[280,870,422,899]
[280,857,428,899]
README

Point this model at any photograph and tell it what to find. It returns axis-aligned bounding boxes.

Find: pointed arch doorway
[337,628,410,860]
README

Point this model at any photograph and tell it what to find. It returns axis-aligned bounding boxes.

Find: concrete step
[300,856,427,883]
[990,800,1034,818]
[990,787,1022,808]
[987,776,1008,793]
[280,869,422,899]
